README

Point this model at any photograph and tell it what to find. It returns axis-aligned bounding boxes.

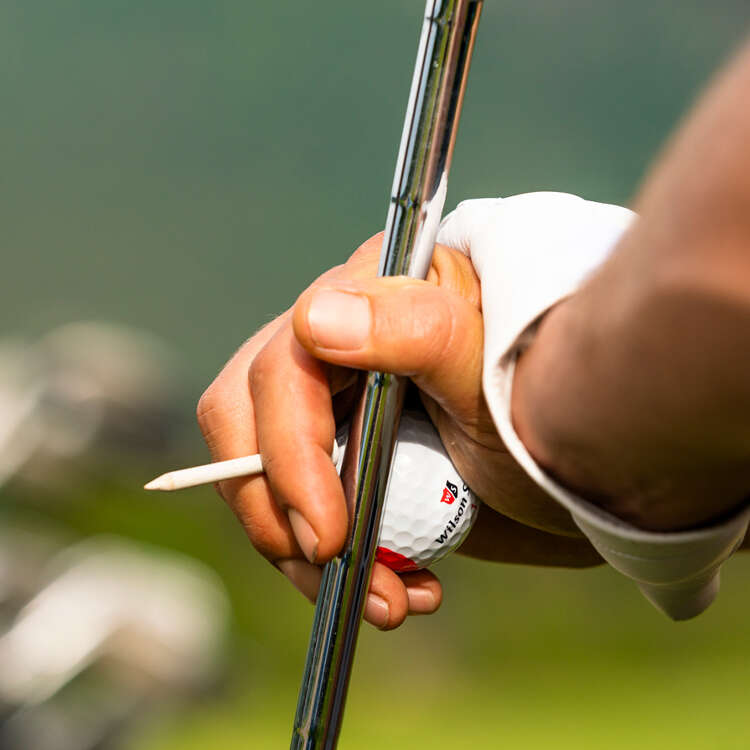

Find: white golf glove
[437,192,750,620]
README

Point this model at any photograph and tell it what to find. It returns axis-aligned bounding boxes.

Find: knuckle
[196,385,220,434]
[196,375,256,458]
[195,384,237,454]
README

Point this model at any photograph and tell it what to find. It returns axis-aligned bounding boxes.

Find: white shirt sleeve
[437,192,750,620]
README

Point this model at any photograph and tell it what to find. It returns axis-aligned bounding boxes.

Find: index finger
[250,323,349,563]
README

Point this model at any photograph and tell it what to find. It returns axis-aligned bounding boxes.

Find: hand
[197,234,600,631]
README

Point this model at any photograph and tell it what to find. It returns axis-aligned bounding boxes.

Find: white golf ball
[335,409,480,572]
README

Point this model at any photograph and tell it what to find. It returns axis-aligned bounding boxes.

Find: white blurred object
[0,321,182,490]
[0,341,49,487]
[0,324,226,750]
[0,536,229,708]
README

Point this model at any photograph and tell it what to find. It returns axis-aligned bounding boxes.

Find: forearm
[512,39,750,531]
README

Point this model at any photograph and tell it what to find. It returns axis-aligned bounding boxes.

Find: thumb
[292,273,483,423]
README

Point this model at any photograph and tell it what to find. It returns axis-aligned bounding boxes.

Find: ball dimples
[335,410,480,572]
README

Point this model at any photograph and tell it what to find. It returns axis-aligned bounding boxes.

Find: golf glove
[438,192,750,620]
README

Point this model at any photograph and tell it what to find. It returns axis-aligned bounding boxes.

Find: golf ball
[335,409,480,572]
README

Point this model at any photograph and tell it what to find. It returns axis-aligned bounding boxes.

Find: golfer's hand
[197,235,600,631]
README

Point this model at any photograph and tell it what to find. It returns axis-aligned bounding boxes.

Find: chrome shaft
[291,3,482,748]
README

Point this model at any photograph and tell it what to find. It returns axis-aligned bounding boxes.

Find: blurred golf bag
[0,323,229,750]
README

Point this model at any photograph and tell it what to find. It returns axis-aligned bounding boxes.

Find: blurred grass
[131,554,750,749]
[8,482,750,749]
[129,549,750,750]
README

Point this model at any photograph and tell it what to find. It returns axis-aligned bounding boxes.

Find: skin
[512,39,750,533]
[197,239,599,632]
[199,38,750,629]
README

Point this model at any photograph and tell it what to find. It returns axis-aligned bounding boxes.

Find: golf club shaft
[291,2,482,748]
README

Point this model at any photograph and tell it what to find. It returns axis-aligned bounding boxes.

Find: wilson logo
[440,480,459,505]
[435,495,469,544]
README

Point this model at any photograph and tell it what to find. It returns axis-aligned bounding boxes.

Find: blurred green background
[2,1,750,748]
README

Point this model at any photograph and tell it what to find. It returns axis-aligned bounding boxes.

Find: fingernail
[276,559,322,603]
[307,289,371,350]
[407,587,437,615]
[288,508,319,563]
[365,593,390,629]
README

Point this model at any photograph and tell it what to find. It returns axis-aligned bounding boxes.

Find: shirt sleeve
[437,192,750,620]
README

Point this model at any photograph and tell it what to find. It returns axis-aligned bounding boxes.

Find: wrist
[510,291,678,529]
[510,289,750,532]
[510,299,610,506]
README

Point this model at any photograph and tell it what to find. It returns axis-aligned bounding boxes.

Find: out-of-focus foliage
[2,1,750,748]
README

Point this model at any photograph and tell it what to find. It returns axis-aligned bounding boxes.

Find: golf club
[290,2,483,747]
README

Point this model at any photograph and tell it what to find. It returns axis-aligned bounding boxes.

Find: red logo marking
[376,546,419,572]
[440,488,455,505]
